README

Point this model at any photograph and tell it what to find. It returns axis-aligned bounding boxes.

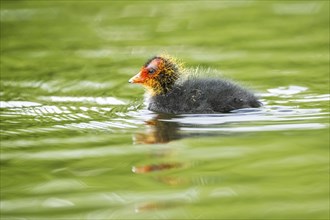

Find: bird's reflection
[132,162,182,174]
[130,114,214,213]
[132,114,186,178]
[133,113,181,144]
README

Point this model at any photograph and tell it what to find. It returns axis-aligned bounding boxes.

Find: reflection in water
[132,163,182,174]
[132,113,230,144]
[133,114,182,144]
[134,201,180,213]
[130,93,329,177]
[132,114,186,180]
[132,111,259,145]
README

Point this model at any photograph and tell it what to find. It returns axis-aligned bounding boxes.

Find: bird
[129,55,261,114]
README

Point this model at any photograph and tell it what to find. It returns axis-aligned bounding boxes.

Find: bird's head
[129,55,182,95]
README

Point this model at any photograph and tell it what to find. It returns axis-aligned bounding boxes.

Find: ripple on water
[2,80,115,92]
[0,86,328,142]
[154,105,327,131]
[267,85,308,95]
[292,94,330,103]
[180,123,326,132]
[0,101,42,108]
[39,96,126,105]
[54,120,137,131]
[0,96,138,137]
[1,187,199,217]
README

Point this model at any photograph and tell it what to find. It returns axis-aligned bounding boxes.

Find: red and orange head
[129,55,182,95]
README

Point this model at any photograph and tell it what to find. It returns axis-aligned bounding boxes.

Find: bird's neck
[151,72,179,95]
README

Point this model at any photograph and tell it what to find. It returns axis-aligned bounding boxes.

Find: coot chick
[129,55,261,114]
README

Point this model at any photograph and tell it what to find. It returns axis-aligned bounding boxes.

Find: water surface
[1,1,329,219]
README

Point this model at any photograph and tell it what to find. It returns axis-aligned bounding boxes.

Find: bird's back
[148,78,261,114]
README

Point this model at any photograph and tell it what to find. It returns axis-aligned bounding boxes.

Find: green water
[1,1,329,219]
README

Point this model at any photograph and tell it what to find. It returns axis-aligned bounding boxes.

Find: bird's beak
[129,71,144,84]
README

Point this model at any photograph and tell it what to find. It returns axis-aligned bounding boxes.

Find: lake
[1,1,329,219]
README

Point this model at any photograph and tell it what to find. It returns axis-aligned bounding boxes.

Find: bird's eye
[148,68,156,74]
